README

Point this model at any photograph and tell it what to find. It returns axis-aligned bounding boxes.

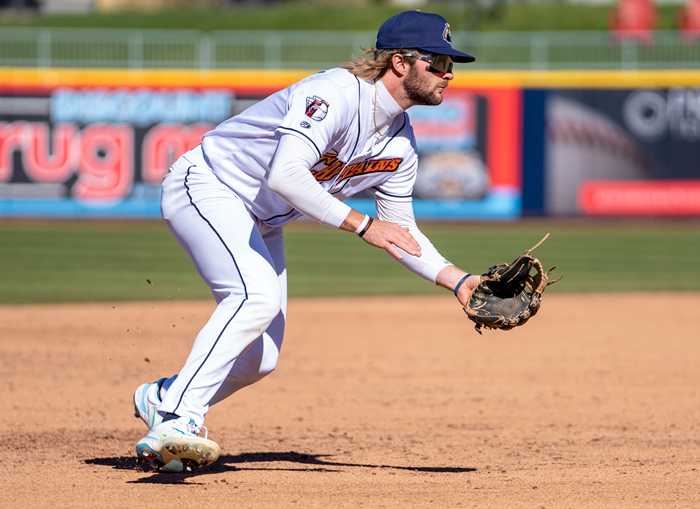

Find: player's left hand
[436,265,480,306]
[454,274,481,306]
[463,234,563,334]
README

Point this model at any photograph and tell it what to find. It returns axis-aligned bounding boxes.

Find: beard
[403,63,448,106]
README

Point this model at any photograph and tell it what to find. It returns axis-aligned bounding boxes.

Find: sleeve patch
[305,96,330,121]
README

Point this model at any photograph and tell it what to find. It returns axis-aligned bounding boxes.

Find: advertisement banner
[543,87,700,217]
[0,86,229,216]
[0,69,521,220]
[579,180,700,216]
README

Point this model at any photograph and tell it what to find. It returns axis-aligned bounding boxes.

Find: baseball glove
[463,233,562,334]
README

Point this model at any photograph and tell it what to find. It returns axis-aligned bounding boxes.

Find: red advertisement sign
[0,69,521,218]
[579,180,700,216]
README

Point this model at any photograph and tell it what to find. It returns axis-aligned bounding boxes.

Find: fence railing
[1,27,699,70]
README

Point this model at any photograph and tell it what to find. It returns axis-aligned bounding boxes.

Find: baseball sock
[162,412,180,422]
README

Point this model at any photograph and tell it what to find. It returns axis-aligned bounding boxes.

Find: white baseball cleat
[133,378,167,429]
[135,416,220,473]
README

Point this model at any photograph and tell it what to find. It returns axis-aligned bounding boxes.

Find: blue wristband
[454,273,472,297]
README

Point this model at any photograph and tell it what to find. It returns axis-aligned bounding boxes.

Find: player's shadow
[85,451,476,484]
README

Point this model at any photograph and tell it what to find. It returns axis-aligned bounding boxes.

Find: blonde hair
[340,47,416,81]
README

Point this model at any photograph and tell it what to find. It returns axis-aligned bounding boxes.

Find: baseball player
[132,10,482,472]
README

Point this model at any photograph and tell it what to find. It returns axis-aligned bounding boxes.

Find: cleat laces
[182,418,209,439]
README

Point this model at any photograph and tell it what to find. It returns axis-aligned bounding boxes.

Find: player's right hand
[361,220,421,260]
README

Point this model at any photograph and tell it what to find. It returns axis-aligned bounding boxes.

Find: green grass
[0,221,211,303]
[0,3,685,32]
[1,220,699,304]
[0,4,418,31]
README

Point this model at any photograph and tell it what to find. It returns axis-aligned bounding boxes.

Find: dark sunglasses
[401,52,454,74]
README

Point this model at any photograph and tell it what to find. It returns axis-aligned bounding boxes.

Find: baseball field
[1,219,699,508]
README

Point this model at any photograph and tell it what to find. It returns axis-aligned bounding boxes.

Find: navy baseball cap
[376,11,475,63]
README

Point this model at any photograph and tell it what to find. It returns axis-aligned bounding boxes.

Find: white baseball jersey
[201,68,417,228]
[142,12,473,469]
[154,66,452,430]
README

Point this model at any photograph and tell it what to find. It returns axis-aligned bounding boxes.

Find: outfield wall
[1,68,698,219]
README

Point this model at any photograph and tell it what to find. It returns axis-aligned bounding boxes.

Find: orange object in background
[608,0,658,40]
[678,0,700,37]
[579,180,700,216]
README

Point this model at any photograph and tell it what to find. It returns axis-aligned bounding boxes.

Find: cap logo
[443,23,452,45]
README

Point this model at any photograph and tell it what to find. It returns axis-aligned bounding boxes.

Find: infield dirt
[1,294,698,508]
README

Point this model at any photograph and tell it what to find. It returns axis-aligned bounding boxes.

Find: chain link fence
[1,27,699,70]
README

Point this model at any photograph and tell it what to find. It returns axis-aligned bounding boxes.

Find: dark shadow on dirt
[85,451,477,483]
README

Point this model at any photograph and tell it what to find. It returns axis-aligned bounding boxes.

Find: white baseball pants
[157,146,287,425]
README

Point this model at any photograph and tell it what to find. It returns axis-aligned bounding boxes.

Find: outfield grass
[0,3,683,31]
[1,219,698,304]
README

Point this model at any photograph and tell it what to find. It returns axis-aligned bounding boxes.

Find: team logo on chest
[305,96,329,121]
[310,151,403,183]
